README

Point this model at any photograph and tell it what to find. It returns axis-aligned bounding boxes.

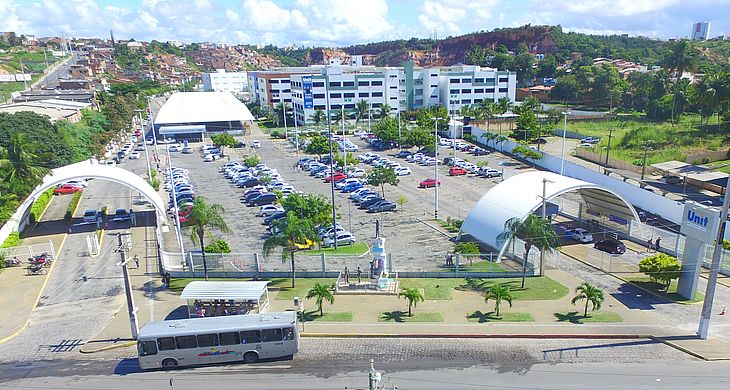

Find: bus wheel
[243,352,259,364]
[162,358,178,370]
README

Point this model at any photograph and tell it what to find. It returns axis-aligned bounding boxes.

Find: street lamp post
[166,143,185,260]
[539,178,554,276]
[604,128,614,175]
[397,109,402,151]
[282,101,288,141]
[451,97,458,159]
[135,109,152,182]
[641,141,654,181]
[560,111,570,176]
[324,73,338,249]
[147,97,159,164]
[431,117,443,220]
[367,86,372,133]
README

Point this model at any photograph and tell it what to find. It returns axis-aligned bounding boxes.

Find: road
[34,52,77,90]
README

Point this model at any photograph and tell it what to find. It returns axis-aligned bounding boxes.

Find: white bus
[137,312,298,370]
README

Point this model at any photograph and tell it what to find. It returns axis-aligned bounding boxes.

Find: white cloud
[225,9,239,23]
[417,0,499,37]
[558,0,679,17]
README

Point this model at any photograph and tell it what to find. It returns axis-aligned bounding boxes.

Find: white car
[335,178,361,190]
[203,154,221,162]
[256,204,284,217]
[566,228,593,243]
[64,179,88,188]
[323,232,356,247]
[252,140,261,148]
[146,138,154,145]
[349,168,367,178]
[394,167,412,176]
[129,151,141,160]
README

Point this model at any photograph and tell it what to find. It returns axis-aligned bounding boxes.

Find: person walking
[654,236,662,253]
[344,266,349,283]
[134,255,140,268]
[356,266,362,283]
[647,238,654,253]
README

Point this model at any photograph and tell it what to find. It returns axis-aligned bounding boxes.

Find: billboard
[681,201,719,241]
[302,76,313,109]
[0,75,15,82]
[15,74,31,81]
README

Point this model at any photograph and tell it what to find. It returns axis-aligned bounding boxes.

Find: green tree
[263,213,321,288]
[662,40,700,125]
[511,145,543,161]
[243,155,260,167]
[496,97,513,134]
[184,197,230,281]
[306,282,335,316]
[366,166,399,197]
[203,239,232,253]
[332,109,348,126]
[477,100,497,129]
[310,109,326,129]
[210,133,237,156]
[484,284,513,317]
[398,287,424,317]
[638,253,682,291]
[0,132,50,194]
[373,116,400,144]
[571,282,605,317]
[497,214,559,288]
[379,103,392,119]
[305,135,329,158]
[453,242,479,255]
[396,194,408,211]
[355,99,370,125]
[273,102,290,127]
[481,132,498,147]
[513,105,539,141]
[279,192,332,227]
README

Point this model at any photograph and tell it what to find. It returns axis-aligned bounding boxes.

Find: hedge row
[29,189,54,224]
[64,191,83,222]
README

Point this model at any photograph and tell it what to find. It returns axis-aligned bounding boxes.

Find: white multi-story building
[691,22,711,40]
[201,69,248,95]
[260,62,516,126]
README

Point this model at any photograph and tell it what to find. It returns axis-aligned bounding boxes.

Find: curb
[80,340,136,354]
[0,320,30,346]
[648,336,730,361]
[300,333,650,339]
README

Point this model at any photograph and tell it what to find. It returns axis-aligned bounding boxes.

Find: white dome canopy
[458,171,640,257]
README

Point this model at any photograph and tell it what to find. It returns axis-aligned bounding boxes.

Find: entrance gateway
[678,201,720,299]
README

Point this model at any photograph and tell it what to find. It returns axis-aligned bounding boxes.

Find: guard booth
[180,281,270,318]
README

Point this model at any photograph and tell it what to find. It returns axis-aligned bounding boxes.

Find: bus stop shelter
[180,281,270,318]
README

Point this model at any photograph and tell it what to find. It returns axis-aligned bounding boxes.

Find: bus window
[138,340,158,356]
[197,334,219,347]
[158,337,176,351]
[241,330,261,344]
[261,328,283,342]
[283,327,294,341]
[175,335,198,349]
[219,332,240,346]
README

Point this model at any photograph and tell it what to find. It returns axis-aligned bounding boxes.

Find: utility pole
[397,109,401,151]
[560,111,569,176]
[641,141,653,181]
[117,233,139,339]
[282,101,288,141]
[431,117,443,220]
[698,175,730,339]
[324,72,338,249]
[136,109,152,182]
[539,178,553,276]
[604,128,614,175]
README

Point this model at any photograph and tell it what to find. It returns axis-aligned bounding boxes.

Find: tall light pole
[698,175,730,339]
[397,109,402,151]
[367,86,372,133]
[604,128,614,175]
[341,105,347,175]
[166,142,185,260]
[450,97,457,159]
[560,111,570,175]
[282,101,288,141]
[640,141,653,181]
[135,109,152,181]
[325,73,338,249]
[431,117,443,220]
[539,178,554,276]
[293,104,299,155]
[147,97,159,164]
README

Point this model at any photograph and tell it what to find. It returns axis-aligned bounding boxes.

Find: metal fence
[0,241,56,263]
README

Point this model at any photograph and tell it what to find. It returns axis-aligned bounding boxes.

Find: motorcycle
[27,264,47,276]
[28,253,53,268]
[4,256,22,267]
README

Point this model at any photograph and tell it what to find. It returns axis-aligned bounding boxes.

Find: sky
[1,0,730,47]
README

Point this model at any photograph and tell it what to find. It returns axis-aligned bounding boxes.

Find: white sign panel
[680,201,720,241]
[14,74,31,81]
[0,75,16,82]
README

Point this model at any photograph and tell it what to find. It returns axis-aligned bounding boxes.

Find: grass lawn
[466,310,534,323]
[439,261,510,273]
[554,311,623,324]
[305,242,369,256]
[623,276,704,303]
[378,311,443,323]
[458,276,569,300]
[398,278,466,300]
[302,310,352,322]
[168,277,337,302]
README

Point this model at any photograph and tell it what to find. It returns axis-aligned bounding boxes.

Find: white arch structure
[2,159,167,238]
[459,171,640,258]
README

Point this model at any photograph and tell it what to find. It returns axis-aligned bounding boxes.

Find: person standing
[344,266,349,283]
[654,237,662,253]
[356,267,362,283]
[647,238,654,253]
[134,255,140,268]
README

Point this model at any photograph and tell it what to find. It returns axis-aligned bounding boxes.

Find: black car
[247,193,277,206]
[242,190,265,203]
[235,141,246,148]
[367,200,397,213]
[395,150,412,158]
[358,196,384,209]
[240,177,260,188]
[594,238,626,255]
[471,148,489,156]
[263,211,286,225]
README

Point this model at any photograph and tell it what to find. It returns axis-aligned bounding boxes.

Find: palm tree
[185,197,230,281]
[399,287,424,317]
[480,132,498,148]
[497,214,559,288]
[332,109,347,127]
[478,100,497,131]
[306,282,335,316]
[0,132,50,194]
[273,102,290,127]
[355,99,370,126]
[496,97,513,135]
[571,282,605,317]
[379,103,392,119]
[310,109,325,129]
[263,213,321,288]
[484,284,513,317]
[495,135,508,152]
[662,40,699,125]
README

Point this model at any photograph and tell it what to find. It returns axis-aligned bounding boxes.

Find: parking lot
[163,127,540,272]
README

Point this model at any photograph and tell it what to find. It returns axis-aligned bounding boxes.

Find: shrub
[723,240,730,251]
[1,232,21,248]
[29,189,54,224]
[64,191,83,222]
[204,239,232,253]
[638,253,681,290]
[454,242,479,255]
[243,155,260,167]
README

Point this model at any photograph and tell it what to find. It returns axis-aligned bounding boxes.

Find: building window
[372,92,383,97]
[313,82,324,87]
[344,93,355,98]
[389,74,398,78]
[462,78,471,83]
[314,105,325,110]
[431,73,438,76]
[270,80,279,84]
[331,93,342,98]
[485,78,495,83]
[486,88,495,93]
[390,85,397,89]
[329,82,341,87]
[281,79,290,83]
[371,80,383,86]
[499,78,508,83]
[390,96,397,100]
[415,99,423,105]
[474,88,484,93]
[332,104,342,109]
[283,89,291,93]
[449,89,459,94]
[461,89,471,94]
[499,87,508,92]
[343,81,355,87]
[474,99,483,103]
[430,84,438,87]
[314,93,325,99]
[474,78,484,83]
[461,99,471,104]
[345,104,355,109]
[359,92,369,98]
[449,78,460,83]
[430,95,438,98]
[358,81,369,86]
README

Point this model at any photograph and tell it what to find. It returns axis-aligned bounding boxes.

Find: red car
[134,130,142,137]
[53,184,83,195]
[448,167,468,176]
[325,172,346,183]
[419,178,442,188]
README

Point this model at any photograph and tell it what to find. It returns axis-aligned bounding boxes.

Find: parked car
[419,178,441,188]
[129,151,141,160]
[239,177,260,188]
[394,167,412,176]
[181,147,193,154]
[341,182,364,193]
[367,200,397,213]
[263,211,287,225]
[323,232,356,247]
[111,209,132,222]
[661,175,683,185]
[247,193,277,206]
[82,209,98,223]
[203,154,221,162]
[594,238,626,255]
[448,167,468,176]
[252,140,261,148]
[358,196,384,209]
[325,172,347,183]
[256,205,284,217]
[479,168,502,178]
[54,184,83,195]
[471,148,489,156]
[395,150,412,159]
[134,144,145,151]
[580,137,600,144]
[565,228,593,243]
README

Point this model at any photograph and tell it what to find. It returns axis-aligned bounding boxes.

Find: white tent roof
[459,171,639,257]
[155,92,254,125]
[180,281,270,301]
